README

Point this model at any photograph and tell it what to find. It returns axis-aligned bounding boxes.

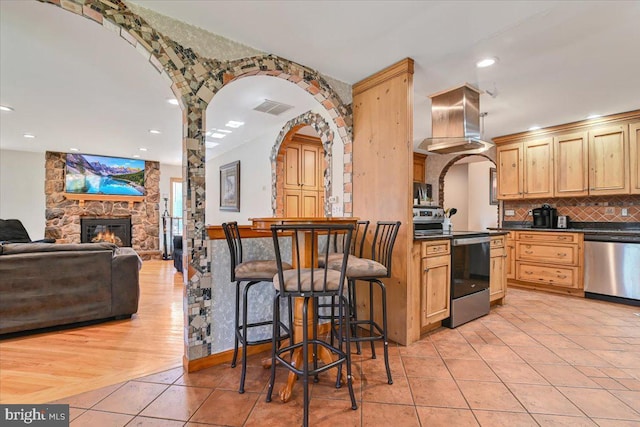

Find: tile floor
[55,288,640,426]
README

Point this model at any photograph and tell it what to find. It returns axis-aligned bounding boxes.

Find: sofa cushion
[0,219,32,243]
[0,242,117,255]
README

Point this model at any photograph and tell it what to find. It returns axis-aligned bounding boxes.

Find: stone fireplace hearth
[44,151,161,260]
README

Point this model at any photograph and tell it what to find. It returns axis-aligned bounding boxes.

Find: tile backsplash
[503,195,640,223]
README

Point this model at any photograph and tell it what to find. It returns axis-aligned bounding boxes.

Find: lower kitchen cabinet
[490,235,507,304]
[508,231,584,295]
[420,240,451,328]
[506,231,516,280]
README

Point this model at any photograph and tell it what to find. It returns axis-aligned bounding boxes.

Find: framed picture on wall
[489,167,498,205]
[220,161,240,211]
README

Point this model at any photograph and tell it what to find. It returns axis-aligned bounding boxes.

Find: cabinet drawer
[516,242,578,265]
[517,231,578,243]
[422,240,450,257]
[490,236,505,249]
[491,246,506,257]
[516,262,579,288]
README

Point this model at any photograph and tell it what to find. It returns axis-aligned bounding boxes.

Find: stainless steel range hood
[419,84,493,154]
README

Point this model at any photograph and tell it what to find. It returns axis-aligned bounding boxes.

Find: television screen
[65,153,145,196]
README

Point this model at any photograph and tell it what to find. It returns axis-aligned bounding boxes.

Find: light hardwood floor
[0,260,184,404]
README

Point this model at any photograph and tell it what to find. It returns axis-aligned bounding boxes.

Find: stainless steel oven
[443,234,491,328]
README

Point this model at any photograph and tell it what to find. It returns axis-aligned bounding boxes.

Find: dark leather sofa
[0,242,141,335]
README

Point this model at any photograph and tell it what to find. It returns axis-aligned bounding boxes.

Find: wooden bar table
[249,216,358,402]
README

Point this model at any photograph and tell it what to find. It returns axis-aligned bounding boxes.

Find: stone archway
[270,112,334,216]
[39,0,354,365]
[437,154,495,207]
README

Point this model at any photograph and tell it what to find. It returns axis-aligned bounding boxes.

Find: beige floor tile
[54,382,125,409]
[92,381,168,415]
[402,356,451,379]
[361,402,419,427]
[432,341,481,360]
[471,343,523,362]
[591,350,640,369]
[126,416,185,427]
[136,366,185,385]
[69,407,85,421]
[139,385,212,421]
[397,338,439,358]
[308,397,361,427]
[408,377,467,408]
[70,409,133,427]
[472,410,538,427]
[444,358,500,382]
[610,389,640,413]
[487,361,549,385]
[591,377,627,390]
[506,383,582,416]
[511,345,568,365]
[591,419,640,427]
[551,347,613,367]
[214,365,270,393]
[558,387,640,421]
[532,414,597,426]
[189,390,259,426]
[457,380,525,412]
[532,364,601,388]
[362,375,414,405]
[415,406,479,427]
[174,364,227,388]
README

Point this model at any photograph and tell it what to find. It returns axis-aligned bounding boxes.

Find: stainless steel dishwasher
[584,233,640,306]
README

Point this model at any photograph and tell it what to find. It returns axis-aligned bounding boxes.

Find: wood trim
[352,58,414,96]
[64,193,144,209]
[206,225,272,240]
[291,134,322,145]
[493,110,640,145]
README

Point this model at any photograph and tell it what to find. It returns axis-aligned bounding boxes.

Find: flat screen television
[65,153,146,196]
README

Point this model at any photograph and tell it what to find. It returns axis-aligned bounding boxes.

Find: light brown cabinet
[283,139,324,217]
[413,152,427,183]
[420,240,451,328]
[631,121,640,194]
[497,138,553,199]
[509,231,583,295]
[489,235,507,304]
[506,231,515,280]
[554,132,588,197]
[588,125,629,195]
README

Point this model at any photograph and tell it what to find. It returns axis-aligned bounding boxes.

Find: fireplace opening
[81,217,132,247]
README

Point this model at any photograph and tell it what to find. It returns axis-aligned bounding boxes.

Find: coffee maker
[532,204,558,228]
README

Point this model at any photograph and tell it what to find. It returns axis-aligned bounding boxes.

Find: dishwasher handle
[584,233,640,243]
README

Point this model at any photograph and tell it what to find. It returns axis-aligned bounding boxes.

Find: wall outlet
[605,207,615,215]
[331,204,343,217]
[328,195,338,203]
[505,209,515,217]
[621,208,629,217]
[528,209,532,216]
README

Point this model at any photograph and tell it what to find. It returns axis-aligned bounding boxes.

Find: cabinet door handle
[502,255,508,258]
[524,270,533,275]
[522,235,532,239]
[424,268,430,273]
[524,250,533,254]
[557,274,567,279]
[557,236,569,241]
[557,253,567,257]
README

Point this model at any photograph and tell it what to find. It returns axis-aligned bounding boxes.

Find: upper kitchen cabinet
[554,132,588,197]
[588,124,629,195]
[631,121,640,194]
[494,110,640,199]
[496,138,553,199]
[413,152,427,183]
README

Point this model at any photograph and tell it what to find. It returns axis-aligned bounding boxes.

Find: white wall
[0,149,46,240]
[443,163,469,231]
[468,161,498,230]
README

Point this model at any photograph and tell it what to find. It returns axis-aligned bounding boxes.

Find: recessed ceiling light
[133,154,141,158]
[225,121,245,128]
[167,98,179,106]
[23,133,36,139]
[528,126,541,131]
[139,147,148,152]
[205,141,219,148]
[69,148,79,152]
[214,129,232,134]
[0,105,14,112]
[210,133,226,139]
[476,57,497,68]
[149,129,161,134]
[586,114,601,119]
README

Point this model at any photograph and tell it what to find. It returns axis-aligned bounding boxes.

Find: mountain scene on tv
[65,154,145,196]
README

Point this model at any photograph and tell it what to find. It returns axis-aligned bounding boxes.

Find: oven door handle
[452,236,491,246]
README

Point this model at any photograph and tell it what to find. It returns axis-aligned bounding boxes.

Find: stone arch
[269,112,334,215]
[438,154,495,207]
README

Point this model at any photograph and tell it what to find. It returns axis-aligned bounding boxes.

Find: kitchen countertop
[413,230,508,241]
[490,226,640,237]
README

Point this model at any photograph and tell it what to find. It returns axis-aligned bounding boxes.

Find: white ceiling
[2,1,639,166]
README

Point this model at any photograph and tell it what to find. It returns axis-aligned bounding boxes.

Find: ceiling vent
[419,83,494,154]
[253,99,294,116]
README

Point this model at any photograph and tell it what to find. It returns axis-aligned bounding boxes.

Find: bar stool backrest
[370,221,402,278]
[221,221,242,282]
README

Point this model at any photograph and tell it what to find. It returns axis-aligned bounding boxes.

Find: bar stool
[328,220,401,385]
[267,223,357,427]
[221,221,292,394]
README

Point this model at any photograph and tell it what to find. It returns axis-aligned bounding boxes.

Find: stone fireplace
[44,151,161,259]
[81,217,132,247]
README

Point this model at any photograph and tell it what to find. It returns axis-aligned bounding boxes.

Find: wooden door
[284,144,302,189]
[301,145,320,190]
[554,132,588,197]
[283,138,324,217]
[497,142,523,199]
[630,122,640,194]
[421,255,450,327]
[523,138,553,198]
[284,189,302,217]
[588,125,629,195]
